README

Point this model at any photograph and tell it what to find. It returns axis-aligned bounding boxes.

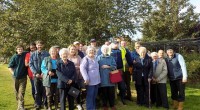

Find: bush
[183,52,200,82]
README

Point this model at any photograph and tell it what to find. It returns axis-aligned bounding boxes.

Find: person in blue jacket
[110,41,127,105]
[41,46,59,110]
[29,40,49,109]
[97,45,117,110]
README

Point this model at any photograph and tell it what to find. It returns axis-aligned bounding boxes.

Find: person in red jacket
[25,42,37,106]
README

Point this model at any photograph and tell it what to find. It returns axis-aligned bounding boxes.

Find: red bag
[109,70,122,83]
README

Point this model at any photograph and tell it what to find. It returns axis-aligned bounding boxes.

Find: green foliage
[183,53,200,81]
[141,0,200,41]
[0,0,145,58]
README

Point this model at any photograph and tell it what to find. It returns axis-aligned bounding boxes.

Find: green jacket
[8,52,28,79]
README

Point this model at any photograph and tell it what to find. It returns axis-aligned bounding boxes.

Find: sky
[133,0,200,40]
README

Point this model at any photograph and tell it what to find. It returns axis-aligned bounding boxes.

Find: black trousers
[101,86,115,107]
[122,71,132,98]
[135,77,149,106]
[34,77,46,106]
[170,79,185,102]
[59,87,74,110]
[151,83,169,108]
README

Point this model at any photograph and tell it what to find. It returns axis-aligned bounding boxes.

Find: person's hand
[67,80,73,84]
[101,65,110,69]
[84,80,89,85]
[129,67,133,74]
[182,79,187,83]
[48,71,55,76]
[36,74,40,78]
[133,60,136,64]
[148,78,151,82]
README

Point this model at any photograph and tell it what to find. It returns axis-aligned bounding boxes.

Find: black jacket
[133,55,153,85]
[56,59,76,89]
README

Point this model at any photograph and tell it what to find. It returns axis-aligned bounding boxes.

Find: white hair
[59,48,68,56]
[86,46,96,55]
[151,52,158,57]
[101,45,109,54]
[139,47,147,54]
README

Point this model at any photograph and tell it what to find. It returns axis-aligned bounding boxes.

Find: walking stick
[149,80,151,109]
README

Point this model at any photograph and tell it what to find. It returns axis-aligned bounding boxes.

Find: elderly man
[133,47,152,107]
[165,46,187,110]
[150,52,169,109]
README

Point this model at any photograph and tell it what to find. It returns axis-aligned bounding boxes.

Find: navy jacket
[131,50,140,61]
[56,59,76,89]
[78,50,85,59]
[133,55,153,85]
[110,49,123,69]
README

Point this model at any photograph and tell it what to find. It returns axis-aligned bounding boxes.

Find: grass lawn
[0,64,200,110]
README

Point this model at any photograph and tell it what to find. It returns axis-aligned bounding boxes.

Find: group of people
[8,38,187,110]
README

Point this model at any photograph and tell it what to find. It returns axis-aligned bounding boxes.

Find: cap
[90,39,96,43]
[73,41,80,45]
[113,41,119,44]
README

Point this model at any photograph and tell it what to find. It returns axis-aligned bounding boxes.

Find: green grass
[0,64,200,110]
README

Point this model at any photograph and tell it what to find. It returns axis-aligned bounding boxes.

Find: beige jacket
[153,58,168,83]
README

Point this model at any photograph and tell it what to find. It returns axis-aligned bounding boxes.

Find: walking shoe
[76,104,83,110]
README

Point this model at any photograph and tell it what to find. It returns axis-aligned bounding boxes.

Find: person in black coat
[133,47,153,107]
[56,48,76,110]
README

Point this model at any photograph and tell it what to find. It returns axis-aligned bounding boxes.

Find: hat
[166,46,173,50]
[73,41,80,45]
[90,39,96,43]
[113,41,119,44]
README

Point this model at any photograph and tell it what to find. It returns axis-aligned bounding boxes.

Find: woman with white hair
[150,52,169,109]
[80,46,100,110]
[133,47,152,107]
[97,45,117,110]
[56,48,76,110]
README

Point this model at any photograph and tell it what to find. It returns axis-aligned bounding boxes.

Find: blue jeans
[86,85,99,110]
[29,78,35,101]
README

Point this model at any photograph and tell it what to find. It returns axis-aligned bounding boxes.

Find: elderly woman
[80,47,101,110]
[68,44,83,110]
[41,46,59,110]
[133,47,152,107]
[97,45,117,110]
[150,52,169,109]
[56,48,76,110]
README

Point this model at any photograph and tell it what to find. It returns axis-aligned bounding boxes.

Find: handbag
[109,69,122,83]
[68,86,80,98]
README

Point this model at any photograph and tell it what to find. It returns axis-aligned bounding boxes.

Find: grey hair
[151,52,158,57]
[139,47,147,54]
[86,46,96,55]
[59,48,68,56]
[101,45,109,54]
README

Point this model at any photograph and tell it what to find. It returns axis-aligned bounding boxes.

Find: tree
[141,0,200,41]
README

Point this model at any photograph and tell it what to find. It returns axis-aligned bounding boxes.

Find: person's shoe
[172,100,178,109]
[76,104,83,110]
[178,102,184,110]
[103,106,108,110]
[121,99,126,105]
